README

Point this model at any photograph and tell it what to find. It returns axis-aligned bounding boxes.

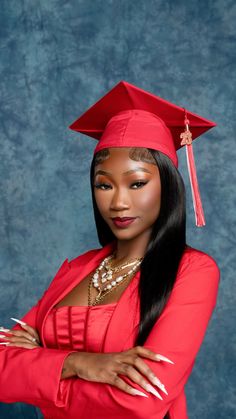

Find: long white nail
[10,318,26,326]
[145,383,163,400]
[155,354,174,364]
[131,389,149,398]
[0,334,8,338]
[0,342,10,345]
[0,327,10,332]
[152,377,168,395]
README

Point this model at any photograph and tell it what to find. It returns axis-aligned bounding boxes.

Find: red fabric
[44,303,116,352]
[94,109,178,167]
[69,81,217,164]
[0,242,220,418]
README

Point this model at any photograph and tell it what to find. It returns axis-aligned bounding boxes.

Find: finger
[19,324,40,342]
[135,346,174,364]
[132,356,168,395]
[2,335,41,346]
[2,330,39,344]
[0,327,13,333]
[111,375,148,398]
[10,319,40,342]
[118,363,163,399]
[7,341,39,350]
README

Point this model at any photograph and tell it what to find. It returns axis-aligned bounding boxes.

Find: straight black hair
[90,148,187,419]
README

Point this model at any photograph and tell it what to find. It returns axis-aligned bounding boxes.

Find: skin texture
[93,147,161,263]
[0,147,168,399]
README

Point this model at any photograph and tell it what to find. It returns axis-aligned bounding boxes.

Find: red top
[44,303,117,352]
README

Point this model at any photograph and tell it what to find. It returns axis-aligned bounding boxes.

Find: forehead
[94,147,159,175]
[95,147,156,163]
[103,147,134,159]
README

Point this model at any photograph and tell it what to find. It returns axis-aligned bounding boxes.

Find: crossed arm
[0,252,220,418]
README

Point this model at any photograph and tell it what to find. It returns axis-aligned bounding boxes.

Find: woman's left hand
[0,323,42,349]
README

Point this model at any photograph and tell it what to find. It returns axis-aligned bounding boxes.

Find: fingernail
[0,334,9,338]
[152,377,168,395]
[10,318,27,326]
[0,342,10,345]
[0,327,10,332]
[155,354,174,364]
[145,383,163,400]
[131,389,149,398]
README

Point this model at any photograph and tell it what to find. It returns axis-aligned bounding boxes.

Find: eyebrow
[94,167,152,177]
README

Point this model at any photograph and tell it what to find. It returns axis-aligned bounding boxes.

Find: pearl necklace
[88,253,143,306]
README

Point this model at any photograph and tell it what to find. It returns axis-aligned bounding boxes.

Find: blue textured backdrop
[0,0,235,418]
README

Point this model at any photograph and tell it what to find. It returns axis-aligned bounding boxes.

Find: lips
[111,217,137,228]
[112,217,135,221]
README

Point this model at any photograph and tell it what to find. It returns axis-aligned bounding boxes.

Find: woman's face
[93,147,161,242]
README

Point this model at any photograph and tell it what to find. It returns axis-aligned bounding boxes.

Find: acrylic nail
[155,354,174,364]
[152,377,168,395]
[0,327,10,332]
[10,317,27,326]
[0,342,10,345]
[145,383,163,400]
[0,334,9,339]
[130,389,149,398]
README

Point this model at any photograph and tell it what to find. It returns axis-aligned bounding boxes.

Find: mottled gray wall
[0,0,235,418]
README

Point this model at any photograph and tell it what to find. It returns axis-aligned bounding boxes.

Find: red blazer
[0,242,220,418]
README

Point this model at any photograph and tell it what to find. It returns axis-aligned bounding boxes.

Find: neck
[112,232,151,263]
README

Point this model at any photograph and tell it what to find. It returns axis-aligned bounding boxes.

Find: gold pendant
[180,129,192,146]
[97,290,102,299]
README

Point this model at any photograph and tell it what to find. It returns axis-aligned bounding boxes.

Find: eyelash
[94,181,148,190]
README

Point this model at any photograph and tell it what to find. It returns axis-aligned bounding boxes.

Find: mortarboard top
[69,81,217,227]
[69,80,216,168]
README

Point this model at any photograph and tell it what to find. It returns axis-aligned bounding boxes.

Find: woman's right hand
[66,346,174,399]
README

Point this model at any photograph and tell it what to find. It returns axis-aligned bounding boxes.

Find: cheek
[133,185,161,212]
[94,191,109,214]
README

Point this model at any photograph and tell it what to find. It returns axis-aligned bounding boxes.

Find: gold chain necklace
[105,253,142,273]
[88,253,143,306]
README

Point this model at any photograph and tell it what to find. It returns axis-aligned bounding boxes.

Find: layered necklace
[88,252,143,306]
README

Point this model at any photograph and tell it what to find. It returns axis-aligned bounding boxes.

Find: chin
[112,229,144,241]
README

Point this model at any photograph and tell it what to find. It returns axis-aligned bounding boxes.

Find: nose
[110,187,130,211]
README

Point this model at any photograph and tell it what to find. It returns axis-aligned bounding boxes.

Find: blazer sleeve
[0,260,78,409]
[102,250,220,417]
[48,250,220,418]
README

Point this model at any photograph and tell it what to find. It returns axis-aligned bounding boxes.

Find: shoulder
[68,241,116,268]
[172,245,221,303]
[69,247,103,268]
[178,245,220,278]
[70,247,101,263]
[52,247,102,278]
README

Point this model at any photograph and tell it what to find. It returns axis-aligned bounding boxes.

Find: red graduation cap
[69,80,216,227]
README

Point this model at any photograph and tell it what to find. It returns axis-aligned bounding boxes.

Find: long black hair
[90,147,186,419]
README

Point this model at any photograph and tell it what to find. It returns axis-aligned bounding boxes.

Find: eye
[94,183,111,190]
[131,181,148,189]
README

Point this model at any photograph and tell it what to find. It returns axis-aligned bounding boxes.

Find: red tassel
[180,110,206,227]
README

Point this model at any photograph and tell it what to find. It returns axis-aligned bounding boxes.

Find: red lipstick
[111,217,137,228]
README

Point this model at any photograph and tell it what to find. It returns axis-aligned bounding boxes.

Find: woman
[0,81,220,419]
